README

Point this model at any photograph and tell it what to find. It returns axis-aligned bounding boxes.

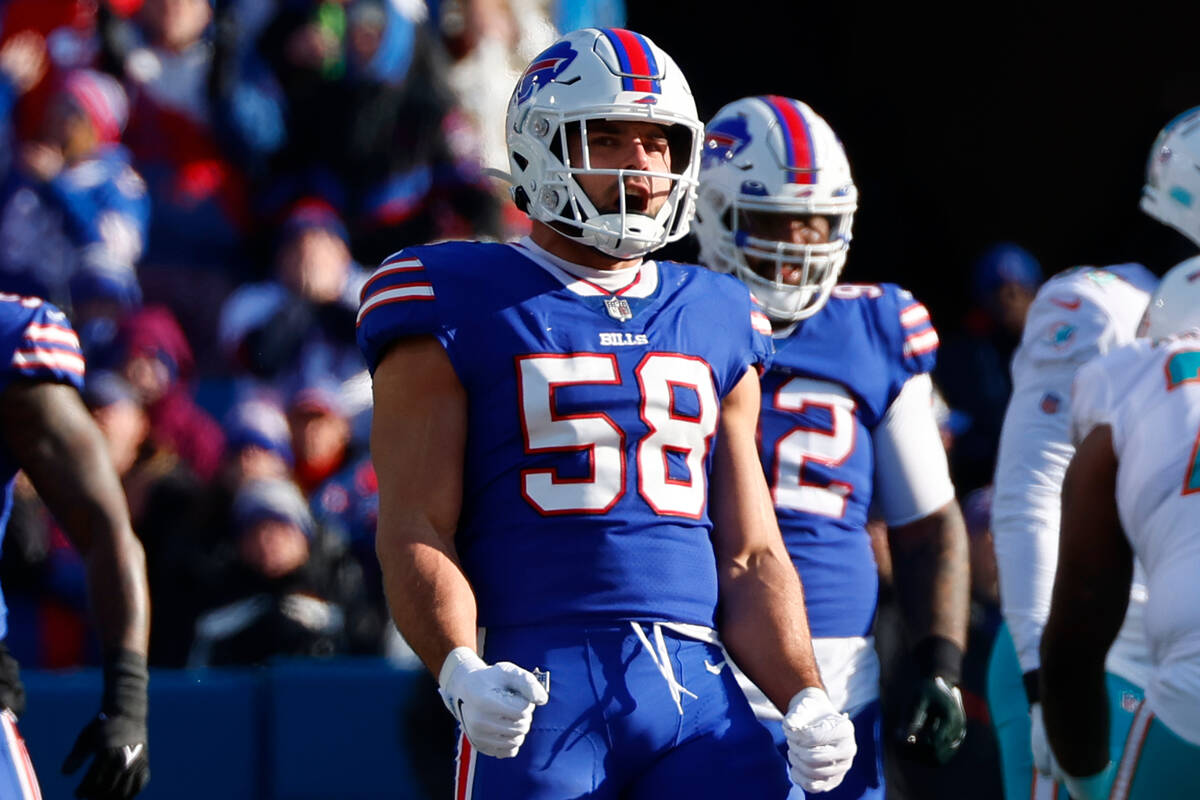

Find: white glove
[438,646,549,759]
[782,686,857,793]
[1030,701,1052,776]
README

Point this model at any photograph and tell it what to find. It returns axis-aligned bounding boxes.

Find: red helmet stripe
[764,95,816,184]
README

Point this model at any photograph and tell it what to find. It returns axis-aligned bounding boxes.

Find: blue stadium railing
[20,659,443,799]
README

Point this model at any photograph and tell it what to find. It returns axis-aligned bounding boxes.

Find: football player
[358,29,855,799]
[988,108,1200,800]
[694,95,970,798]
[0,293,150,799]
[1041,258,1200,800]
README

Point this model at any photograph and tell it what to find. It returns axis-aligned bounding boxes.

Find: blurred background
[0,0,1196,797]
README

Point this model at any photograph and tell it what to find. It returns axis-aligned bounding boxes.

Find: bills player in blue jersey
[0,293,150,799]
[695,96,971,798]
[358,28,857,799]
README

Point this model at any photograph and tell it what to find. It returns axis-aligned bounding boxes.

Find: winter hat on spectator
[232,478,314,539]
[288,381,348,418]
[225,399,294,466]
[280,197,348,245]
[61,69,129,144]
[971,242,1042,305]
[116,306,194,385]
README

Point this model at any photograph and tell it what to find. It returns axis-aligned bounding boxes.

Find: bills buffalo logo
[515,41,578,105]
[702,114,752,169]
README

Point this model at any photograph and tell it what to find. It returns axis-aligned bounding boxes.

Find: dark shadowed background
[628,1,1200,332]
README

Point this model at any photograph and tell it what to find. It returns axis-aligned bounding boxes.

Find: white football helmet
[1139,255,1200,339]
[694,96,857,322]
[505,28,703,259]
[1141,107,1200,248]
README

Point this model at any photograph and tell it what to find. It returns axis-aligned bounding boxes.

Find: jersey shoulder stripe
[1,297,85,388]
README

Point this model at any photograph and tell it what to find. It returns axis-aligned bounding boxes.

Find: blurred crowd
[0,0,633,671]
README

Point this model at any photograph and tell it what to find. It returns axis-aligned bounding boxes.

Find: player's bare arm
[370,336,476,675]
[0,380,148,654]
[888,500,970,654]
[1,377,151,798]
[1041,424,1132,777]
[710,367,822,710]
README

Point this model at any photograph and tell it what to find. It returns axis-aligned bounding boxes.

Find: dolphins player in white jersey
[1041,258,1200,800]
[989,107,1200,800]
[695,95,970,799]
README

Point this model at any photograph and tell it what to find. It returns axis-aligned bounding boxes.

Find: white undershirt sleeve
[873,373,956,527]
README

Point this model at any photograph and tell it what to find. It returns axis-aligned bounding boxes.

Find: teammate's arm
[711,367,855,793]
[0,380,148,653]
[888,502,970,763]
[888,502,969,657]
[875,371,970,763]
[1041,423,1130,782]
[0,379,150,799]
[370,337,546,759]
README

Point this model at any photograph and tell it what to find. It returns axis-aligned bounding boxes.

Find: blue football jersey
[0,294,86,639]
[758,283,938,638]
[358,241,773,628]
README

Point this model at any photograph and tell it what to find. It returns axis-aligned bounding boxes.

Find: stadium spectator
[112,305,225,482]
[934,242,1043,492]
[0,30,48,171]
[256,0,502,262]
[119,0,253,355]
[287,381,357,496]
[186,477,376,666]
[0,0,103,143]
[218,197,367,402]
[0,68,149,310]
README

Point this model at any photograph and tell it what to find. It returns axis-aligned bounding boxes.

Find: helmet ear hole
[513,186,530,213]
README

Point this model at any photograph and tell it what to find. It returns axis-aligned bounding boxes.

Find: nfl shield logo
[605,296,633,322]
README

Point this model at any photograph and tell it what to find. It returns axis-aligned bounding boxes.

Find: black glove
[895,636,966,766]
[61,650,150,799]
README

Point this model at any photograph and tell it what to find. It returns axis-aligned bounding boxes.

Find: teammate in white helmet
[695,95,970,799]
[1041,257,1200,800]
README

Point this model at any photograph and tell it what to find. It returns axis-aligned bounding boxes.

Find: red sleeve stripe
[12,348,86,375]
[899,303,930,327]
[751,311,772,335]
[902,329,939,357]
[24,323,80,349]
[360,258,425,303]
[356,283,436,326]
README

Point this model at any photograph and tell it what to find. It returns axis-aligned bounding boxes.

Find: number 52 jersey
[357,240,773,630]
[760,283,951,640]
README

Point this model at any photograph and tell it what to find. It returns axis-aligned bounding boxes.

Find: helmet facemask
[728,204,852,321]
[504,28,704,260]
[518,114,701,259]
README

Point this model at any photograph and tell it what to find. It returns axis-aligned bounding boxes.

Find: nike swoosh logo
[122,743,143,768]
[704,659,726,675]
[1049,296,1082,310]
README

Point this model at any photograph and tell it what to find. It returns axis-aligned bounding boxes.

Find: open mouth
[623,187,649,214]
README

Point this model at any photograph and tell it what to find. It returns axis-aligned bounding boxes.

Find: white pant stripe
[1111,700,1154,800]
